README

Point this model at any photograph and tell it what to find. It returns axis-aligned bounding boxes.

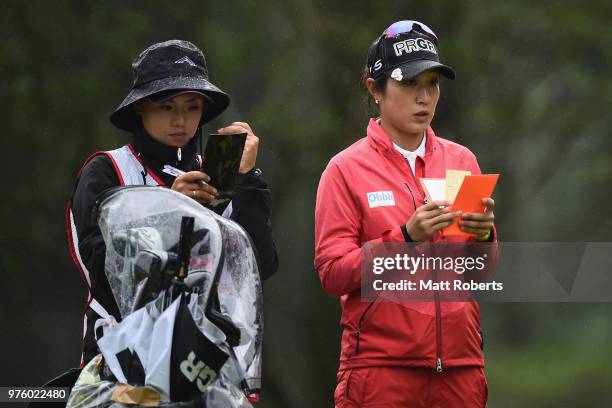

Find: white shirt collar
[393,132,426,160]
[393,133,426,175]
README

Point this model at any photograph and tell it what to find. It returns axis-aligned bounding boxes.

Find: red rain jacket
[315,119,497,372]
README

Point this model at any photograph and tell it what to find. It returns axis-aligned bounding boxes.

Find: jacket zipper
[407,156,426,199]
[402,157,443,372]
[354,298,378,354]
[433,262,443,372]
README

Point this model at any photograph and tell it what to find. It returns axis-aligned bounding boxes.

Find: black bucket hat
[110,40,230,131]
[367,20,455,82]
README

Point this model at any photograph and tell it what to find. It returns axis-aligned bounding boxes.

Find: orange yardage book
[443,174,500,237]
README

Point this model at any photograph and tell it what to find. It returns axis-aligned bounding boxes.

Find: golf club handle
[131,278,149,313]
[177,216,195,279]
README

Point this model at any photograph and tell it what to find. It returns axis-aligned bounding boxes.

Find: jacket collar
[130,124,200,185]
[366,118,438,158]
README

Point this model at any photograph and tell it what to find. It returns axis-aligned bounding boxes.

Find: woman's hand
[218,121,260,174]
[406,200,461,243]
[459,197,495,239]
[171,171,218,204]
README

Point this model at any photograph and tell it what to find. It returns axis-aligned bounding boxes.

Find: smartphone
[202,132,247,208]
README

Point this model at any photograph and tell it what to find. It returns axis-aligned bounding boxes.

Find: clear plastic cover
[67,186,262,407]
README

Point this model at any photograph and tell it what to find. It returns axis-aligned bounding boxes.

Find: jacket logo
[367,191,395,208]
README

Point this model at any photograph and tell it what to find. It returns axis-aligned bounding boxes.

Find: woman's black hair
[362,67,388,117]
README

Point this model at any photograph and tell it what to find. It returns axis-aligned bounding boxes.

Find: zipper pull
[436,357,443,372]
[177,147,182,163]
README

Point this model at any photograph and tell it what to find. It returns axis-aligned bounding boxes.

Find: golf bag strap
[92,300,117,340]
[66,145,161,288]
[68,146,160,367]
[90,298,111,320]
[66,205,93,288]
[107,144,165,187]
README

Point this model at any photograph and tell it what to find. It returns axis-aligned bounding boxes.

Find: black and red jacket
[68,126,278,366]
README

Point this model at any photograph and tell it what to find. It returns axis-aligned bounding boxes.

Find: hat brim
[110,76,230,131]
[148,89,213,103]
[388,60,456,82]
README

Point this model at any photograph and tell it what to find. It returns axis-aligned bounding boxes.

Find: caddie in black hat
[67,39,278,367]
[315,20,497,407]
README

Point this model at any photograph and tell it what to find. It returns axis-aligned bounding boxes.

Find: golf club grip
[176,216,195,279]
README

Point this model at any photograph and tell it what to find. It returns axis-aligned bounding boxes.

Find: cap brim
[389,60,456,82]
[110,76,230,131]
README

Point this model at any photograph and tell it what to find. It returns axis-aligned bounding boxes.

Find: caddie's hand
[460,197,495,239]
[405,200,461,243]
[218,121,259,174]
[171,171,218,204]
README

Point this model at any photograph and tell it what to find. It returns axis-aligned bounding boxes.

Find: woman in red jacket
[314,20,496,407]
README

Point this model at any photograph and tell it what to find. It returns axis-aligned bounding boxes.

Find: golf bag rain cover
[170,294,230,401]
[69,186,262,407]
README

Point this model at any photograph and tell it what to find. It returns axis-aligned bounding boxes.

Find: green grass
[485,313,612,407]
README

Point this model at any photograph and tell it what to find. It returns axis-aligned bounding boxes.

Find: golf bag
[66,186,263,407]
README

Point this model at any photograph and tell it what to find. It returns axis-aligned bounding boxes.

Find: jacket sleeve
[70,155,122,317]
[314,161,407,297]
[230,169,279,280]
